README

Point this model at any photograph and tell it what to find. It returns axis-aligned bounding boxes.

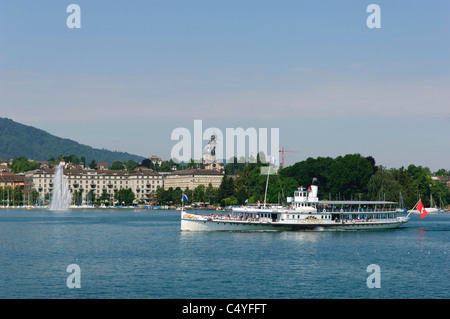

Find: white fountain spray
[49,164,72,211]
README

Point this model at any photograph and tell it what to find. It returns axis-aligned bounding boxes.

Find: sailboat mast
[263,164,270,209]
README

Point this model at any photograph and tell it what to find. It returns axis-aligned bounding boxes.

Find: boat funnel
[310,185,318,199]
[309,178,318,201]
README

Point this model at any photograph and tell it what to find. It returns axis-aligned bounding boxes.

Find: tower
[203,133,224,173]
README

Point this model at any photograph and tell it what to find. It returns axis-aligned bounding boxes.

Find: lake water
[0,209,448,299]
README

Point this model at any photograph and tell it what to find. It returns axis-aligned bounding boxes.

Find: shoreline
[0,205,227,211]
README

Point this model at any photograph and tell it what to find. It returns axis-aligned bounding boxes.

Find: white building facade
[24,167,163,204]
[163,168,224,190]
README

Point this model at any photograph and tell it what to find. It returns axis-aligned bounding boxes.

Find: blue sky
[0,1,449,171]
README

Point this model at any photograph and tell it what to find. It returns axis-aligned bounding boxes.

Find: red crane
[279,147,300,168]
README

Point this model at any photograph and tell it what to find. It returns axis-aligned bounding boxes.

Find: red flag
[416,200,428,219]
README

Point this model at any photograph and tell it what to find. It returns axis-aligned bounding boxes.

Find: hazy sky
[1,1,449,171]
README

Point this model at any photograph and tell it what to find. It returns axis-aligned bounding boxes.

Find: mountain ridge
[0,117,145,164]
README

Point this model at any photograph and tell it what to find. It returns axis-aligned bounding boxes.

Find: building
[97,162,108,170]
[202,133,225,173]
[0,158,8,172]
[24,167,163,204]
[149,155,162,166]
[0,172,25,190]
[163,167,224,191]
[35,161,49,169]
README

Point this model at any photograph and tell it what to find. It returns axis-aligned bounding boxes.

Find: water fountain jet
[49,164,72,211]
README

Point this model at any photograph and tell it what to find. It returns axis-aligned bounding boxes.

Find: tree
[155,186,166,204]
[173,187,183,204]
[218,176,234,201]
[125,159,140,171]
[114,188,135,205]
[10,156,40,173]
[224,156,245,175]
[87,190,96,203]
[265,175,298,204]
[80,156,86,167]
[367,169,401,202]
[110,160,125,170]
[193,185,206,203]
[431,180,450,208]
[222,196,238,207]
[72,190,82,206]
[160,159,179,172]
[186,159,197,169]
[233,164,250,198]
[406,164,434,206]
[235,187,248,205]
[88,160,97,170]
[434,168,450,177]
[280,156,334,199]
[141,158,154,170]
[366,156,378,175]
[328,154,373,200]
[99,189,110,203]
[390,166,416,208]
[205,183,218,204]
[28,189,40,205]
[11,186,23,205]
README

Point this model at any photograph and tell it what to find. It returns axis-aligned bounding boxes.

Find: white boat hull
[181,212,408,232]
[181,218,291,231]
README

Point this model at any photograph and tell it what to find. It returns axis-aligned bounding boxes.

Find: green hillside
[0,117,145,164]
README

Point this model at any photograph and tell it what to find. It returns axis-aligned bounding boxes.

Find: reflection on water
[416,228,427,241]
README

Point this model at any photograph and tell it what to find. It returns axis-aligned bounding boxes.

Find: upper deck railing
[317,200,398,213]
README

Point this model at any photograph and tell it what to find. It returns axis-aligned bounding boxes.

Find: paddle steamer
[181,179,409,231]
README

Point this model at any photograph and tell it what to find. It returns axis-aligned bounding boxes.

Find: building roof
[29,167,161,177]
[167,168,224,176]
[0,174,25,182]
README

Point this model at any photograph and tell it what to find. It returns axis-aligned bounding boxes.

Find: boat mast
[263,162,271,209]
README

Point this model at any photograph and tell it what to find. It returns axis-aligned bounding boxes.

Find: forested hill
[0,117,145,164]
